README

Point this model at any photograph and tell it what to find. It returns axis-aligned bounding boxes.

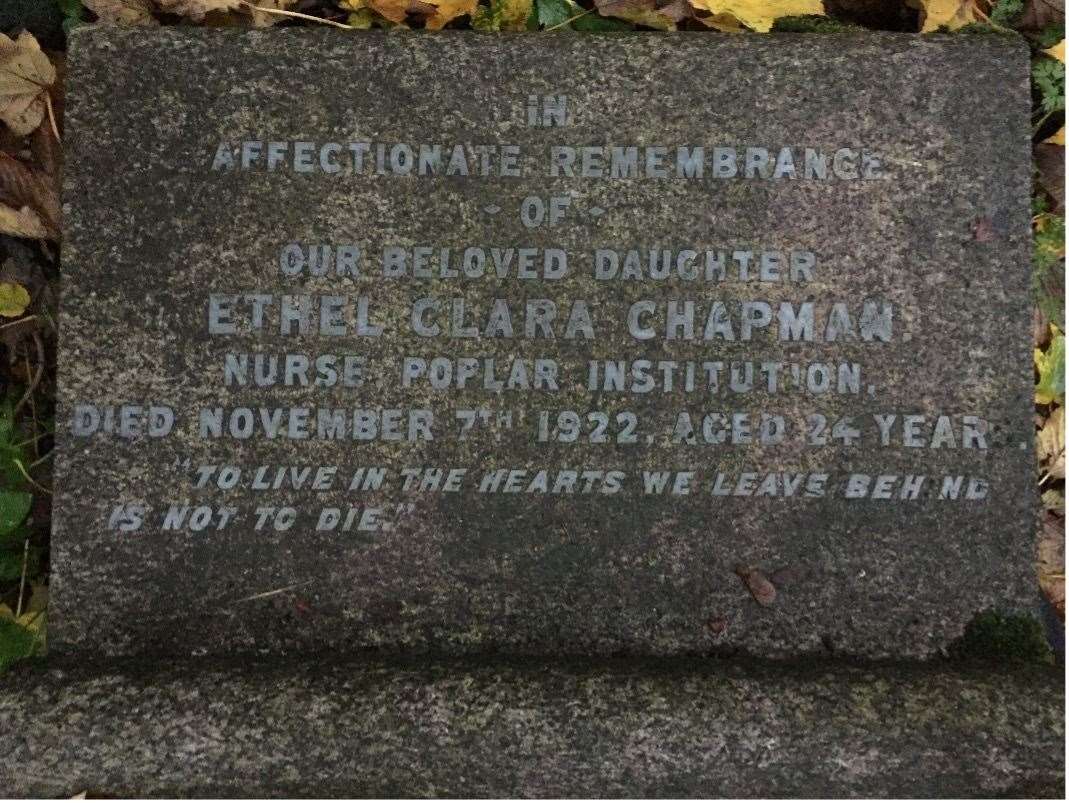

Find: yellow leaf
[909,0,981,32]
[695,12,747,31]
[0,31,56,137]
[1044,39,1065,64]
[0,281,29,317]
[1046,126,1065,146]
[342,0,411,24]
[83,0,159,24]
[0,203,48,240]
[689,0,823,32]
[423,0,478,28]
[498,0,533,29]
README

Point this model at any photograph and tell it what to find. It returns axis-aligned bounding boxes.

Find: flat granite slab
[54,28,1036,659]
[0,657,1063,797]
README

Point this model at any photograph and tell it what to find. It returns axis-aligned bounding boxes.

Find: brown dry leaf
[0,203,48,240]
[244,0,300,26]
[1018,0,1065,31]
[1035,143,1065,215]
[1039,406,1065,480]
[689,0,822,31]
[423,0,478,28]
[0,153,60,239]
[0,32,56,138]
[595,0,678,29]
[155,0,245,19]
[83,0,159,24]
[1037,514,1065,620]
[734,564,776,606]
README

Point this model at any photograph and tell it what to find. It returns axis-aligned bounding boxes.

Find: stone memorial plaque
[54,28,1035,658]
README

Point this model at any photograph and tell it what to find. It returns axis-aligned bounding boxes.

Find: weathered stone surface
[0,657,1062,797]
[55,28,1036,659]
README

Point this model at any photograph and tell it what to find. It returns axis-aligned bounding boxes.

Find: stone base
[1,657,1063,797]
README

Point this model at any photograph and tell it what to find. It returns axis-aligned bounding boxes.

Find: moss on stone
[950,610,1053,664]
[772,16,864,33]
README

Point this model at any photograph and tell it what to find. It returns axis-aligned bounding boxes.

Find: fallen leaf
[694,11,747,30]
[1018,0,1065,31]
[83,0,159,24]
[1044,38,1065,62]
[244,0,300,26]
[497,0,534,28]
[1036,327,1065,405]
[594,0,678,29]
[0,32,56,138]
[1038,405,1065,479]
[1045,126,1065,146]
[341,0,413,23]
[1037,513,1064,620]
[0,153,60,239]
[1035,143,1065,215]
[423,0,478,27]
[0,281,30,317]
[689,0,823,31]
[734,564,776,606]
[909,0,981,31]
[0,203,48,240]
[1042,487,1064,511]
[155,0,245,19]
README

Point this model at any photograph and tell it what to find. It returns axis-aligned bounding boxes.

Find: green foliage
[951,611,1052,663]
[1035,23,1064,49]
[531,0,632,30]
[472,0,539,31]
[55,0,83,33]
[1033,57,1065,116]
[0,400,32,583]
[0,617,34,673]
[1033,212,1065,325]
[989,0,1024,26]
[1036,329,1065,403]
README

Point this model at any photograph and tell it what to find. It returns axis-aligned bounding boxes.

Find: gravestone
[2,26,1060,799]
[53,27,1036,660]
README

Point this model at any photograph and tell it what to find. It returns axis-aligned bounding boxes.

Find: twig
[242,3,355,29]
[232,581,312,604]
[0,315,37,330]
[15,538,29,618]
[44,94,60,144]
[13,459,50,496]
[13,332,45,417]
[546,10,593,30]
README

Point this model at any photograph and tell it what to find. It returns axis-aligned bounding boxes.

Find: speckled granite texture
[0,657,1063,797]
[55,28,1036,659]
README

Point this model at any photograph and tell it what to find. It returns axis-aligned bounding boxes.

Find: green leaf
[1033,58,1065,115]
[989,0,1023,25]
[0,617,35,673]
[573,13,632,30]
[0,401,26,485]
[0,490,31,537]
[535,0,575,27]
[1036,331,1065,405]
